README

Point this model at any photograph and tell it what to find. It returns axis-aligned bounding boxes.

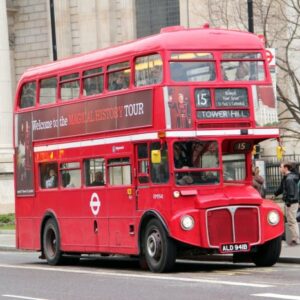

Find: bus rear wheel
[43,218,63,265]
[143,219,176,273]
[252,236,282,267]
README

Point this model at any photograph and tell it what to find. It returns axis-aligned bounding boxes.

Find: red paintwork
[14,26,284,257]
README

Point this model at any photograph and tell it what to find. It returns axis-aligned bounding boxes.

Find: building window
[135,0,180,38]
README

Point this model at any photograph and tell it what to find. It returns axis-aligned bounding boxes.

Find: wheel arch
[138,210,169,254]
[40,211,59,254]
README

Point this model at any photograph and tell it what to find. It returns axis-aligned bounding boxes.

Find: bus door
[135,142,170,211]
[82,157,109,250]
[107,157,137,252]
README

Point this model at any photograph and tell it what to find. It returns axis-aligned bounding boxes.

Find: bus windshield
[173,140,220,185]
[173,140,247,185]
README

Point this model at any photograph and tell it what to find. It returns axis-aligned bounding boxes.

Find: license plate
[220,243,250,253]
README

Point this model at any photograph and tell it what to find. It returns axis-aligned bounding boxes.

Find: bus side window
[40,77,57,105]
[19,81,36,108]
[108,158,131,185]
[135,54,163,86]
[60,73,80,100]
[40,162,58,189]
[60,162,81,188]
[150,142,169,184]
[83,67,103,96]
[137,143,149,184]
[108,61,130,91]
[84,157,106,186]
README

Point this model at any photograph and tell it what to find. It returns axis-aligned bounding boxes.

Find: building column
[54,0,73,58]
[0,0,14,213]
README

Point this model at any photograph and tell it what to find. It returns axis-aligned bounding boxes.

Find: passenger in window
[150,65,162,84]
[62,172,74,188]
[235,62,249,80]
[84,78,98,96]
[191,142,205,167]
[45,169,57,188]
[91,171,105,186]
[174,144,188,169]
[111,73,128,90]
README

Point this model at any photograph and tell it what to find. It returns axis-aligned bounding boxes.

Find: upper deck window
[170,52,215,82]
[40,77,57,105]
[221,52,265,81]
[83,67,103,96]
[135,54,163,86]
[171,52,213,60]
[108,61,130,91]
[60,73,80,100]
[19,81,36,108]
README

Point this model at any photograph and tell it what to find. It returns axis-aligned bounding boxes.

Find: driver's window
[222,154,246,181]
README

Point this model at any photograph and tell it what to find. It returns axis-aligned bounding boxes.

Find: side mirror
[151,150,161,164]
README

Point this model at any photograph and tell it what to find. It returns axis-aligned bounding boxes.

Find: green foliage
[0,214,15,225]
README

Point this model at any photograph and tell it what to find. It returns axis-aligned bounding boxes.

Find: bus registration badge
[220,242,249,254]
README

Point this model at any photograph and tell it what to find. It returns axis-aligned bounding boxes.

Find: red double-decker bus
[14,25,284,272]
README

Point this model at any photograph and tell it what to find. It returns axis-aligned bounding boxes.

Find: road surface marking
[252,293,300,299]
[2,295,48,300]
[0,263,273,288]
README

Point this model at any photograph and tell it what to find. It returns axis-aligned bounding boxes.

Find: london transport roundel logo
[90,192,101,216]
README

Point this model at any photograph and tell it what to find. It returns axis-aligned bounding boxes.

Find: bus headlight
[181,215,195,231]
[267,211,280,226]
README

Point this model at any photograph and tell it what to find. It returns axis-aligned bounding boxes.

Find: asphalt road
[0,251,300,300]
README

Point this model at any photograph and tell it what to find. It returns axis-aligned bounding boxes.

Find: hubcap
[147,230,162,260]
[46,228,56,258]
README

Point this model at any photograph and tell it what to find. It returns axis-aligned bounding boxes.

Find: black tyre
[252,236,282,267]
[43,218,63,265]
[143,219,176,273]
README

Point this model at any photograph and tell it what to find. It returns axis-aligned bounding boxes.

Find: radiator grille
[207,206,260,247]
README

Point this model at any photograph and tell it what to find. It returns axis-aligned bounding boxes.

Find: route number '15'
[195,89,211,108]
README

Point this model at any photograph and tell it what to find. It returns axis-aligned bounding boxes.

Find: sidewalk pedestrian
[274,161,300,246]
[252,166,265,197]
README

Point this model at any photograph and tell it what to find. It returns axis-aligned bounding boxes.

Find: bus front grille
[206,206,260,247]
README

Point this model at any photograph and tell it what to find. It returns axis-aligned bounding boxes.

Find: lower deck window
[40,163,58,189]
[84,158,106,186]
[108,158,131,185]
[60,162,81,188]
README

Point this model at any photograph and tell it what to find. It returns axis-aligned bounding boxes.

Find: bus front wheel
[252,236,282,267]
[43,218,63,265]
[143,219,176,273]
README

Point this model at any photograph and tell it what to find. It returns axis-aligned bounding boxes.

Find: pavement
[0,230,299,264]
